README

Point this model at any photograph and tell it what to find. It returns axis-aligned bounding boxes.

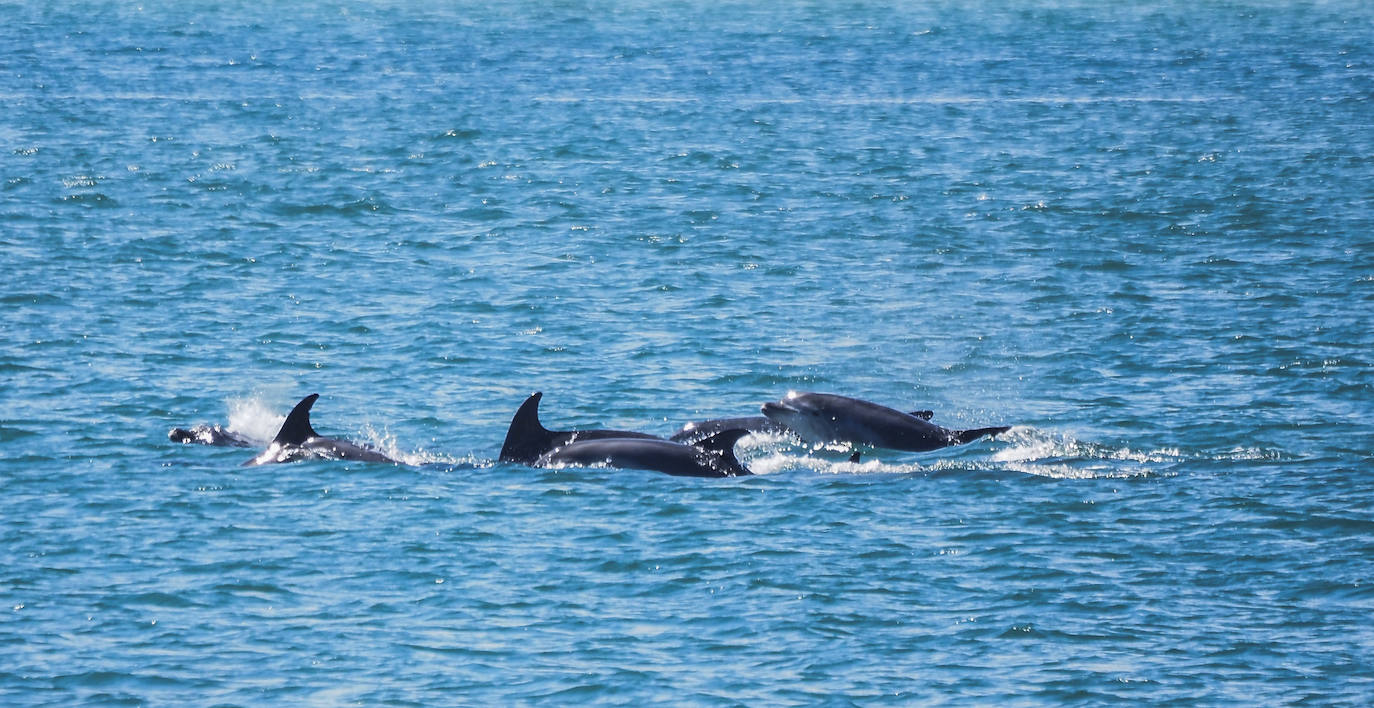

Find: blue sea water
[3,0,1373,703]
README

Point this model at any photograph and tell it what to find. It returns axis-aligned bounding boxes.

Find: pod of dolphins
[170,391,1013,478]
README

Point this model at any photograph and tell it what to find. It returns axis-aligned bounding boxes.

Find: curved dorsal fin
[498,392,554,463]
[272,393,320,446]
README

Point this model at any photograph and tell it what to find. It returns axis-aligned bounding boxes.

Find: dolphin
[540,428,752,478]
[243,393,397,466]
[761,392,1009,453]
[499,392,663,464]
[169,424,258,448]
[670,409,935,445]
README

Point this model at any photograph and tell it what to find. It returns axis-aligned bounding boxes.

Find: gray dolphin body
[499,392,662,464]
[169,424,258,448]
[761,392,1009,453]
[670,409,935,445]
[541,428,752,478]
[243,394,397,466]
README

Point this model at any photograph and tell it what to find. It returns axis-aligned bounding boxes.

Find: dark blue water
[3,1,1372,704]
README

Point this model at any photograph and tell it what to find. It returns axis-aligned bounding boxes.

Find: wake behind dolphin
[761,392,1009,453]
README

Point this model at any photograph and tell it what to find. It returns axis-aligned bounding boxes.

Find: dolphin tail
[271,394,321,446]
[952,426,1012,445]
[694,428,753,476]
[688,427,750,453]
[499,392,554,463]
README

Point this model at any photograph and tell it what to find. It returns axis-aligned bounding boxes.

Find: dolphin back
[501,392,662,464]
[670,416,791,444]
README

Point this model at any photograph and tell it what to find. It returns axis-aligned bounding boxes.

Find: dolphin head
[168,427,199,444]
[760,392,837,444]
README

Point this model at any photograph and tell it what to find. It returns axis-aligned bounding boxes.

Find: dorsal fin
[498,392,554,463]
[849,451,862,463]
[272,393,320,446]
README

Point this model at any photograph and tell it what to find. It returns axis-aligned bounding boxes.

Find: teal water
[3,1,1373,704]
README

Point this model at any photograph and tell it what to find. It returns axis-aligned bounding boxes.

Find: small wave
[532,94,1230,106]
[436,127,482,140]
[55,192,118,207]
[271,196,395,216]
[453,205,513,221]
[0,425,40,443]
[1218,447,1283,461]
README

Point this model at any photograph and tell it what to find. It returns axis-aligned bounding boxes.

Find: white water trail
[737,426,1202,479]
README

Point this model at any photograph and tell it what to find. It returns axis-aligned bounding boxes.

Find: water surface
[2,1,1372,704]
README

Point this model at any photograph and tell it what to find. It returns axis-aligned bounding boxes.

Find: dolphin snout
[760,401,795,418]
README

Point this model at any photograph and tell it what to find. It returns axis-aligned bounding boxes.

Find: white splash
[225,396,285,444]
[356,424,470,467]
[989,427,1183,479]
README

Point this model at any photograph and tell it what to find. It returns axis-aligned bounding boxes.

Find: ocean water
[3,0,1373,704]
